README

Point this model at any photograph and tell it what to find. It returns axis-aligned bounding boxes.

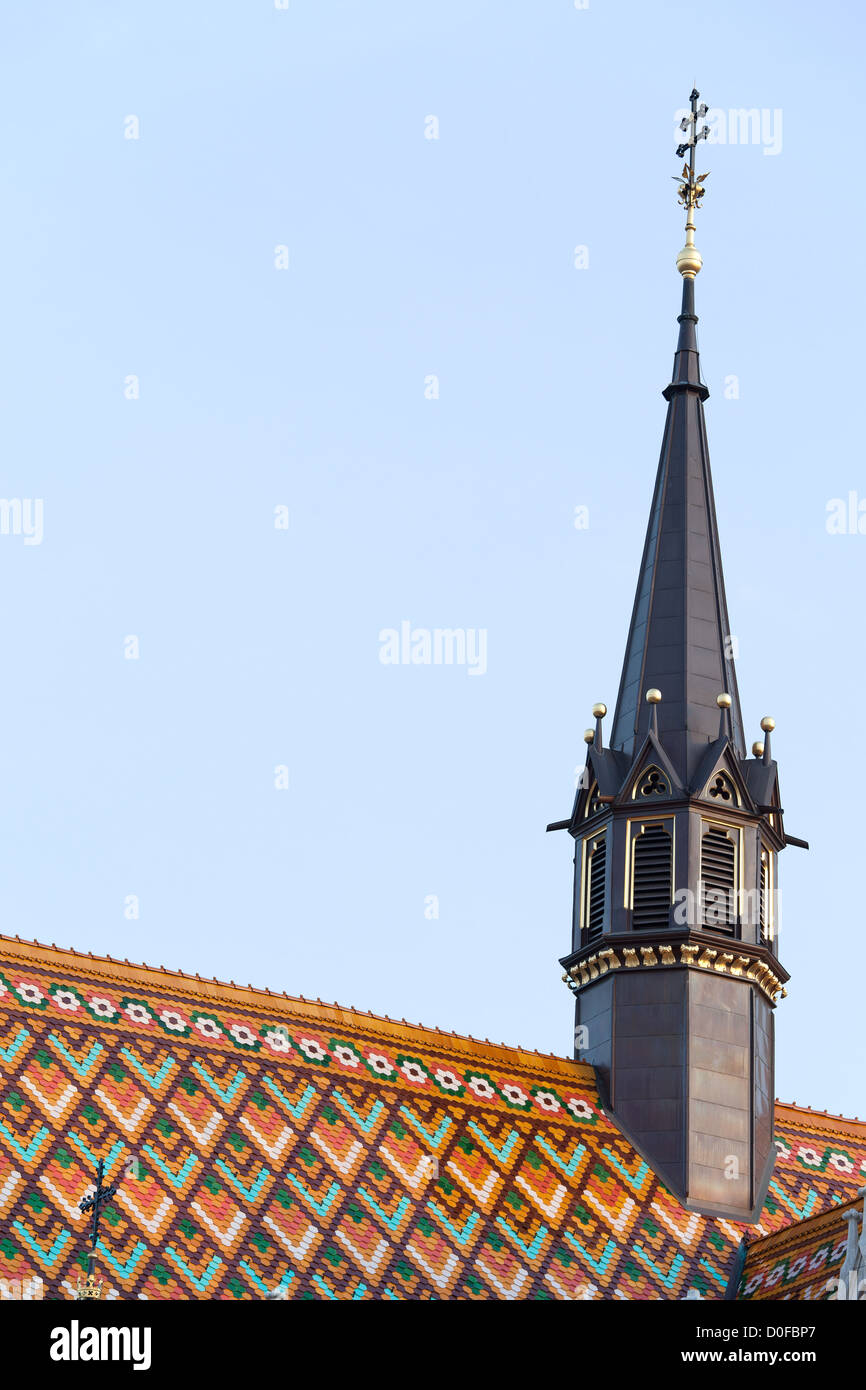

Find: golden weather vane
[673,87,710,279]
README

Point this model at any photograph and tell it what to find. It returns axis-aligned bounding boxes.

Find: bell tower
[550,89,807,1221]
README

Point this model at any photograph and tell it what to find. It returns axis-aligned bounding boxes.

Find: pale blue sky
[0,1,863,1118]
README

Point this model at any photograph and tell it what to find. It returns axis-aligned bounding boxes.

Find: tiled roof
[0,934,568,1067]
[1,935,864,1300]
[737,1192,862,1301]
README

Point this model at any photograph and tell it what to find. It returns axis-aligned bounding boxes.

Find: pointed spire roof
[609,250,745,784]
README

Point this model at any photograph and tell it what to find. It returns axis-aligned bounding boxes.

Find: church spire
[609,88,744,782]
[554,89,804,1222]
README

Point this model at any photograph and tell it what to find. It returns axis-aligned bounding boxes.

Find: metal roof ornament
[674,87,711,279]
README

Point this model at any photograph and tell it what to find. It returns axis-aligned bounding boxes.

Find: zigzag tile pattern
[1,943,864,1300]
[737,1194,861,1301]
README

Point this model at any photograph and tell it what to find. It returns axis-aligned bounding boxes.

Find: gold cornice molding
[564,935,787,1003]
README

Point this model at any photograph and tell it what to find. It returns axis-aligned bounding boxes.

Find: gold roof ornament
[759,715,775,766]
[591,702,607,753]
[645,687,662,736]
[75,1270,104,1301]
[674,87,710,279]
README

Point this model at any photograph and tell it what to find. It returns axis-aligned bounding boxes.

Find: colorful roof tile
[736,1192,863,1301]
[1,935,864,1300]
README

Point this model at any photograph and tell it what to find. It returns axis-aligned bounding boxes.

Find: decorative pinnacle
[760,715,774,766]
[592,702,606,753]
[674,87,710,279]
[646,687,661,737]
[716,690,732,737]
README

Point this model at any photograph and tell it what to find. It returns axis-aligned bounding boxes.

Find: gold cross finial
[673,87,710,278]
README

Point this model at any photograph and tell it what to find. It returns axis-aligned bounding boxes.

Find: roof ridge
[774,1098,866,1136]
[0,932,587,1073]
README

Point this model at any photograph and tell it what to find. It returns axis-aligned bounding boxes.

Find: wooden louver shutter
[632,823,671,930]
[701,826,736,931]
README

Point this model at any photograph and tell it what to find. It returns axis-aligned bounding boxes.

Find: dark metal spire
[609,89,745,782]
[554,88,803,1225]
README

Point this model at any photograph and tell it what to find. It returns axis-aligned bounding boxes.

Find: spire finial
[716,690,732,738]
[760,715,775,765]
[674,87,710,279]
[646,687,662,737]
[592,702,607,753]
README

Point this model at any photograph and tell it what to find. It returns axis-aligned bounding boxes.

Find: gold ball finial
[583,728,595,745]
[645,688,662,705]
[716,692,732,710]
[592,702,607,720]
[751,740,764,758]
[760,716,775,733]
[676,243,703,279]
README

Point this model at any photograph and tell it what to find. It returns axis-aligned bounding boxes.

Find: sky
[0,0,863,1119]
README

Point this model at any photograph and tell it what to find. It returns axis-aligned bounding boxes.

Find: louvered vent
[702,826,736,932]
[632,823,671,930]
[586,840,606,942]
[759,850,770,945]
